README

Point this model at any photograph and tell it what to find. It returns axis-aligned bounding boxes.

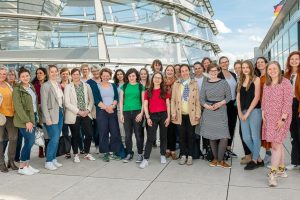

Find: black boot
[0,163,8,173]
[7,160,18,170]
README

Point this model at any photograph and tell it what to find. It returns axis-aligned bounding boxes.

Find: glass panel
[278,37,283,54]
[283,31,289,51]
[289,23,298,46]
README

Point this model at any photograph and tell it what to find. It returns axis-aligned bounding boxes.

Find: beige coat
[171,79,201,126]
[64,82,94,124]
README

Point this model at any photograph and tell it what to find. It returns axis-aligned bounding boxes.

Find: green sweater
[12,83,39,128]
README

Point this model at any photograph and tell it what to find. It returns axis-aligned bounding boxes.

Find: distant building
[257,0,299,69]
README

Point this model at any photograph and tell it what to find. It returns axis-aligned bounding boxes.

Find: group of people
[0,52,299,188]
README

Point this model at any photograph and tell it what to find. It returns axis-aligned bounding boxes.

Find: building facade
[258,0,300,69]
[0,0,220,69]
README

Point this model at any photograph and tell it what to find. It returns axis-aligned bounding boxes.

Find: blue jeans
[44,108,63,162]
[19,127,36,162]
[240,109,262,161]
[97,109,121,153]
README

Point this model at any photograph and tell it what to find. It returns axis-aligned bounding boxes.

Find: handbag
[56,135,72,157]
[35,127,45,147]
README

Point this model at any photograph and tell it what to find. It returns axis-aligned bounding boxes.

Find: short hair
[125,68,140,83]
[234,60,242,68]
[0,66,8,73]
[193,61,204,69]
[71,68,81,76]
[18,67,30,78]
[201,57,212,65]
[151,59,163,72]
[80,63,90,70]
[180,64,190,72]
[219,56,229,64]
[60,67,70,75]
[8,68,18,77]
[207,63,220,73]
[100,68,112,77]
[91,65,100,71]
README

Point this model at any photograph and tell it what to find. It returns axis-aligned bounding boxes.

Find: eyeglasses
[209,70,219,73]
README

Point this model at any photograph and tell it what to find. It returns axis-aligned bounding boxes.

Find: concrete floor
[0,133,300,200]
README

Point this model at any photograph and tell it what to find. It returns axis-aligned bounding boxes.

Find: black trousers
[167,122,177,151]
[69,116,93,154]
[291,98,300,165]
[123,110,143,155]
[177,115,195,157]
[144,112,167,159]
[227,100,237,147]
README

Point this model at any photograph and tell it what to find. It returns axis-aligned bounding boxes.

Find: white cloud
[237,28,244,33]
[249,35,263,42]
[214,19,232,34]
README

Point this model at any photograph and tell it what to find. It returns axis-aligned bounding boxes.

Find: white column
[94,0,109,61]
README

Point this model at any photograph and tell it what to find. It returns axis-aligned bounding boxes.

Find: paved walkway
[0,133,300,200]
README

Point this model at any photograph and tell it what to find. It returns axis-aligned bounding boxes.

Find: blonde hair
[265,61,283,86]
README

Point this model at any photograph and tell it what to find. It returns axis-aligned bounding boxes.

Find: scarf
[181,78,190,101]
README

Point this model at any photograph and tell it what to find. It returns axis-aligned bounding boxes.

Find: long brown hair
[265,61,283,86]
[139,68,150,88]
[284,51,300,79]
[148,72,166,99]
[237,60,256,92]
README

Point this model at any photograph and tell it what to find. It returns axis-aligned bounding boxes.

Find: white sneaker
[74,155,80,163]
[160,155,167,164]
[286,164,300,170]
[18,166,35,175]
[84,154,96,161]
[139,159,149,169]
[52,159,63,168]
[28,165,40,173]
[45,162,57,171]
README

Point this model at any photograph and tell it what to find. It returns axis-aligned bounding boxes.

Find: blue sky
[210,0,280,64]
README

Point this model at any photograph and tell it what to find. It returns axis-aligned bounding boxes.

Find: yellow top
[0,85,14,117]
[180,84,189,115]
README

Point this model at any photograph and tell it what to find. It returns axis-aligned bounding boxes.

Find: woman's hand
[171,114,177,121]
[164,117,170,127]
[276,120,285,131]
[46,120,52,126]
[135,112,143,122]
[26,122,34,132]
[120,114,124,123]
[147,118,153,127]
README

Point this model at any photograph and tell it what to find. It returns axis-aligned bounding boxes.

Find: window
[283,31,289,51]
[278,37,283,54]
[290,1,299,20]
[289,23,298,46]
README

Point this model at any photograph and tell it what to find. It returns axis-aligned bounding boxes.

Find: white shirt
[194,76,204,93]
[225,75,237,100]
[51,81,63,107]
[24,85,37,113]
[291,74,297,97]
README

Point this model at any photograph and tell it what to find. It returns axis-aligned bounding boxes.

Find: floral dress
[262,78,293,143]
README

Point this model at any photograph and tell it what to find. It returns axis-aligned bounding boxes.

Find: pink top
[144,89,170,113]
[261,78,293,143]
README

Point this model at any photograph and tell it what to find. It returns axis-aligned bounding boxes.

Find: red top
[33,81,42,104]
[144,88,170,113]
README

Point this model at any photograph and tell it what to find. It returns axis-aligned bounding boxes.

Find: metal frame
[0,12,221,53]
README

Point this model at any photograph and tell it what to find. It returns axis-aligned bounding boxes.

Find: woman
[64,68,95,163]
[218,56,238,158]
[262,61,293,187]
[200,63,232,168]
[174,64,181,80]
[7,68,18,86]
[60,68,72,158]
[164,65,177,159]
[255,57,272,165]
[97,68,121,162]
[41,65,64,170]
[120,68,145,163]
[284,51,300,170]
[140,72,170,168]
[201,57,212,78]
[151,59,163,73]
[32,67,49,158]
[0,66,18,172]
[237,60,264,170]
[140,68,150,146]
[87,65,101,154]
[12,68,39,175]
[112,69,126,140]
[171,64,200,165]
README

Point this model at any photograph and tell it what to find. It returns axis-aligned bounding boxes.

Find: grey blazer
[41,81,64,124]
